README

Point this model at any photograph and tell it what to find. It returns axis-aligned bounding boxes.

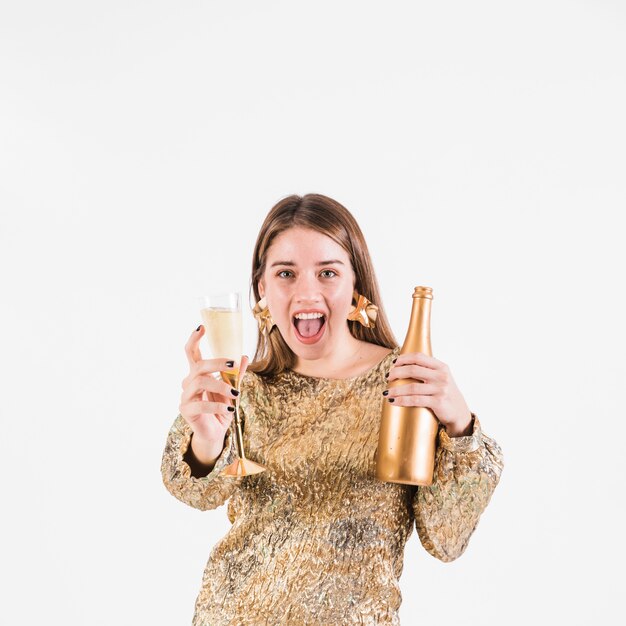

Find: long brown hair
[248,193,398,377]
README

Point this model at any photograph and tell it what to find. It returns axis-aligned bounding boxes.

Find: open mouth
[292,314,327,343]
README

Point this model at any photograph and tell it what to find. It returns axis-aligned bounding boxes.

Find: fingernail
[231,389,239,396]
[196,325,201,332]
[388,398,395,403]
[382,390,389,396]
[226,360,235,368]
[392,358,397,364]
[227,406,235,412]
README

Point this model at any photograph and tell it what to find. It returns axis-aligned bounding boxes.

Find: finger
[211,411,236,430]
[387,363,443,383]
[393,352,443,370]
[193,358,238,377]
[385,394,435,408]
[185,325,205,368]
[237,354,250,388]
[180,400,236,420]
[181,375,240,403]
[385,382,438,398]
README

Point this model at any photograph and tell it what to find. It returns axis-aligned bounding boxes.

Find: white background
[1,1,624,624]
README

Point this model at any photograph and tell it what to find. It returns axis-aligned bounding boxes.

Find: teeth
[294,312,325,320]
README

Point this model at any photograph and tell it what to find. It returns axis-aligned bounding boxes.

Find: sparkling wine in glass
[198,292,266,477]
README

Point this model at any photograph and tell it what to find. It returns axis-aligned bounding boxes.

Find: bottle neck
[400,296,432,356]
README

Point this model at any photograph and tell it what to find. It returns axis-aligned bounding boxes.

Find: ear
[258,279,265,299]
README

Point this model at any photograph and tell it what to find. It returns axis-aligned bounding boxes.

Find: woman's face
[258,226,356,359]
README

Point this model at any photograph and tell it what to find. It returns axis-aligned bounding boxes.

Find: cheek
[264,279,284,298]
[329,291,355,319]
[265,286,290,319]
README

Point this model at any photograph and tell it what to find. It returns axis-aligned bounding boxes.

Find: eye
[320,270,337,278]
[277,270,293,278]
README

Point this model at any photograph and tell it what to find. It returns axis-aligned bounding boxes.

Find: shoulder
[239,369,275,412]
[240,369,262,393]
[367,342,396,358]
[360,341,397,366]
[335,341,397,379]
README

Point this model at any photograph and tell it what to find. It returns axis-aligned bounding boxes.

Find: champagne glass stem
[232,394,246,460]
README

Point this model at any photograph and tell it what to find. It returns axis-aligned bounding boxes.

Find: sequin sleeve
[412,413,504,562]
[160,413,242,511]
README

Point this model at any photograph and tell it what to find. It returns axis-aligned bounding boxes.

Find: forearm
[413,417,504,562]
[161,415,240,510]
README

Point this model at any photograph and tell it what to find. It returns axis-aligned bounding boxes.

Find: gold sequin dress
[161,348,504,625]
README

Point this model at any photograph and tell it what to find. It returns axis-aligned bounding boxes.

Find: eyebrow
[269,259,346,268]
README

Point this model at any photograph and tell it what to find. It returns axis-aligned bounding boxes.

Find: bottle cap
[413,286,433,299]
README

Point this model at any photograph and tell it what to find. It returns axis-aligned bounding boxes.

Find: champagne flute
[198,292,266,477]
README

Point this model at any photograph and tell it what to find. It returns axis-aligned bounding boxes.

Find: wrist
[445,412,474,438]
[189,433,224,466]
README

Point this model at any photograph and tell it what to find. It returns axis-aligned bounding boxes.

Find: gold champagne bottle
[375,286,439,486]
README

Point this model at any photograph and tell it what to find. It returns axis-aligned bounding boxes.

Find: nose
[294,272,323,304]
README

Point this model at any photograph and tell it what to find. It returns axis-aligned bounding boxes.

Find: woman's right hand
[179,325,246,454]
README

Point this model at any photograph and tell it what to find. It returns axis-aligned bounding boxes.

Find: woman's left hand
[385,352,474,437]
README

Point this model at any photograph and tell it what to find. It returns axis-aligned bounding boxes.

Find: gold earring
[347,290,378,328]
[253,296,275,336]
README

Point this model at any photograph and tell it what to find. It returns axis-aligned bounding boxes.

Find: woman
[161,194,504,625]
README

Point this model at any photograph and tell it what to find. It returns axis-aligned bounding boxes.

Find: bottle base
[375,473,434,487]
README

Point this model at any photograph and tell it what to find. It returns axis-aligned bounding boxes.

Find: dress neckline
[282,346,400,384]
